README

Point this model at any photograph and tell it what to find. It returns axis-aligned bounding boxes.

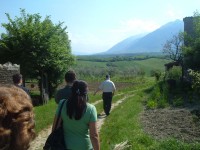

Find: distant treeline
[73,53,170,80]
[76,53,169,62]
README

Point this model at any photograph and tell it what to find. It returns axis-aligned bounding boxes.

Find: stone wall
[0,62,20,85]
[183,16,195,46]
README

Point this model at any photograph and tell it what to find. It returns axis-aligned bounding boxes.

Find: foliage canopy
[0,9,75,96]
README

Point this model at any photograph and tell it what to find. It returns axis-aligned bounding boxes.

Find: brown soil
[140,107,200,143]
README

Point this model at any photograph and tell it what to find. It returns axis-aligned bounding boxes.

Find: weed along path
[29,93,132,150]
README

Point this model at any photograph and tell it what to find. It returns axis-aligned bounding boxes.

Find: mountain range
[101,19,184,54]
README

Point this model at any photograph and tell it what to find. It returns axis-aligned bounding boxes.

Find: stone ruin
[0,62,20,85]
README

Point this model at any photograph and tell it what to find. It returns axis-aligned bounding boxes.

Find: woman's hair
[0,86,35,150]
[67,80,88,120]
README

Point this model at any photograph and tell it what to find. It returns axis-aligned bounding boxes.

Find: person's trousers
[102,92,113,115]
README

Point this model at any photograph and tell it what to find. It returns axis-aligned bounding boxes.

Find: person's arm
[55,90,60,104]
[112,82,116,96]
[52,100,63,131]
[89,122,100,150]
[94,82,103,95]
[52,116,62,132]
[112,88,116,96]
[93,87,100,95]
[52,115,57,132]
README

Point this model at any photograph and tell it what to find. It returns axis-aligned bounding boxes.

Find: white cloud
[166,9,176,18]
[69,19,162,54]
[109,19,160,36]
[164,4,184,20]
[68,32,109,54]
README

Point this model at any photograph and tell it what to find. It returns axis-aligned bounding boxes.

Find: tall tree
[0,9,75,98]
[162,32,185,63]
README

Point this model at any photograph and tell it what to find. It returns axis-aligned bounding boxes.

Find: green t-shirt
[56,99,97,150]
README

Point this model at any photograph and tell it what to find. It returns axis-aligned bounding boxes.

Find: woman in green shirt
[52,80,100,150]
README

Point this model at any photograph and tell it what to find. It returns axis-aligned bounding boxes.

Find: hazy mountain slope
[104,19,184,54]
[104,34,146,54]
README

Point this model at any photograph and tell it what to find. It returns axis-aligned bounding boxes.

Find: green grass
[134,58,170,76]
[32,76,200,149]
[100,93,155,150]
[99,78,200,150]
[33,99,57,134]
[74,58,170,77]
[88,93,102,103]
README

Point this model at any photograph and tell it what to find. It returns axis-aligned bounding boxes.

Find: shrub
[150,69,162,81]
[147,100,157,109]
[173,97,184,107]
[146,81,170,109]
[189,69,200,95]
[158,98,169,108]
[166,66,182,81]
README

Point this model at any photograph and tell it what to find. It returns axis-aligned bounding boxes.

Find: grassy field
[33,56,200,149]
[99,78,200,150]
[73,58,170,77]
[33,77,200,149]
[33,99,57,133]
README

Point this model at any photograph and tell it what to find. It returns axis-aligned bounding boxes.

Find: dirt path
[29,93,132,150]
[97,95,134,132]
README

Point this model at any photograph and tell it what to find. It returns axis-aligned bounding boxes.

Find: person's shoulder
[56,87,67,93]
[109,80,115,83]
[20,86,30,94]
[103,80,109,83]
[58,99,67,105]
[87,103,96,109]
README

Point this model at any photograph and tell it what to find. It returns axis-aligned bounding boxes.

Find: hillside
[103,33,147,54]
[73,57,170,77]
[104,19,184,54]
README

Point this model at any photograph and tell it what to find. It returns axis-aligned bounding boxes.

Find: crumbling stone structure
[183,17,195,36]
[0,62,20,85]
[183,16,195,46]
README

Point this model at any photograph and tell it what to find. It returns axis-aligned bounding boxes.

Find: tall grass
[33,99,57,134]
[100,90,155,150]
[99,78,200,150]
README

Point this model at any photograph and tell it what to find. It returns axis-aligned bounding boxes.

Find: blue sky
[0,0,199,55]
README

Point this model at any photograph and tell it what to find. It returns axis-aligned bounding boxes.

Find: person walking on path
[55,70,76,104]
[52,80,100,150]
[94,74,116,116]
[12,73,30,95]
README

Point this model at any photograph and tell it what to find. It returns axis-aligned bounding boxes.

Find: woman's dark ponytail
[67,80,88,120]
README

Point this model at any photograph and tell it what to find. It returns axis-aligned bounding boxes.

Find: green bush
[173,97,184,106]
[151,85,161,100]
[189,69,200,95]
[150,69,162,81]
[147,100,157,109]
[146,81,170,109]
[158,98,169,108]
[166,66,182,81]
